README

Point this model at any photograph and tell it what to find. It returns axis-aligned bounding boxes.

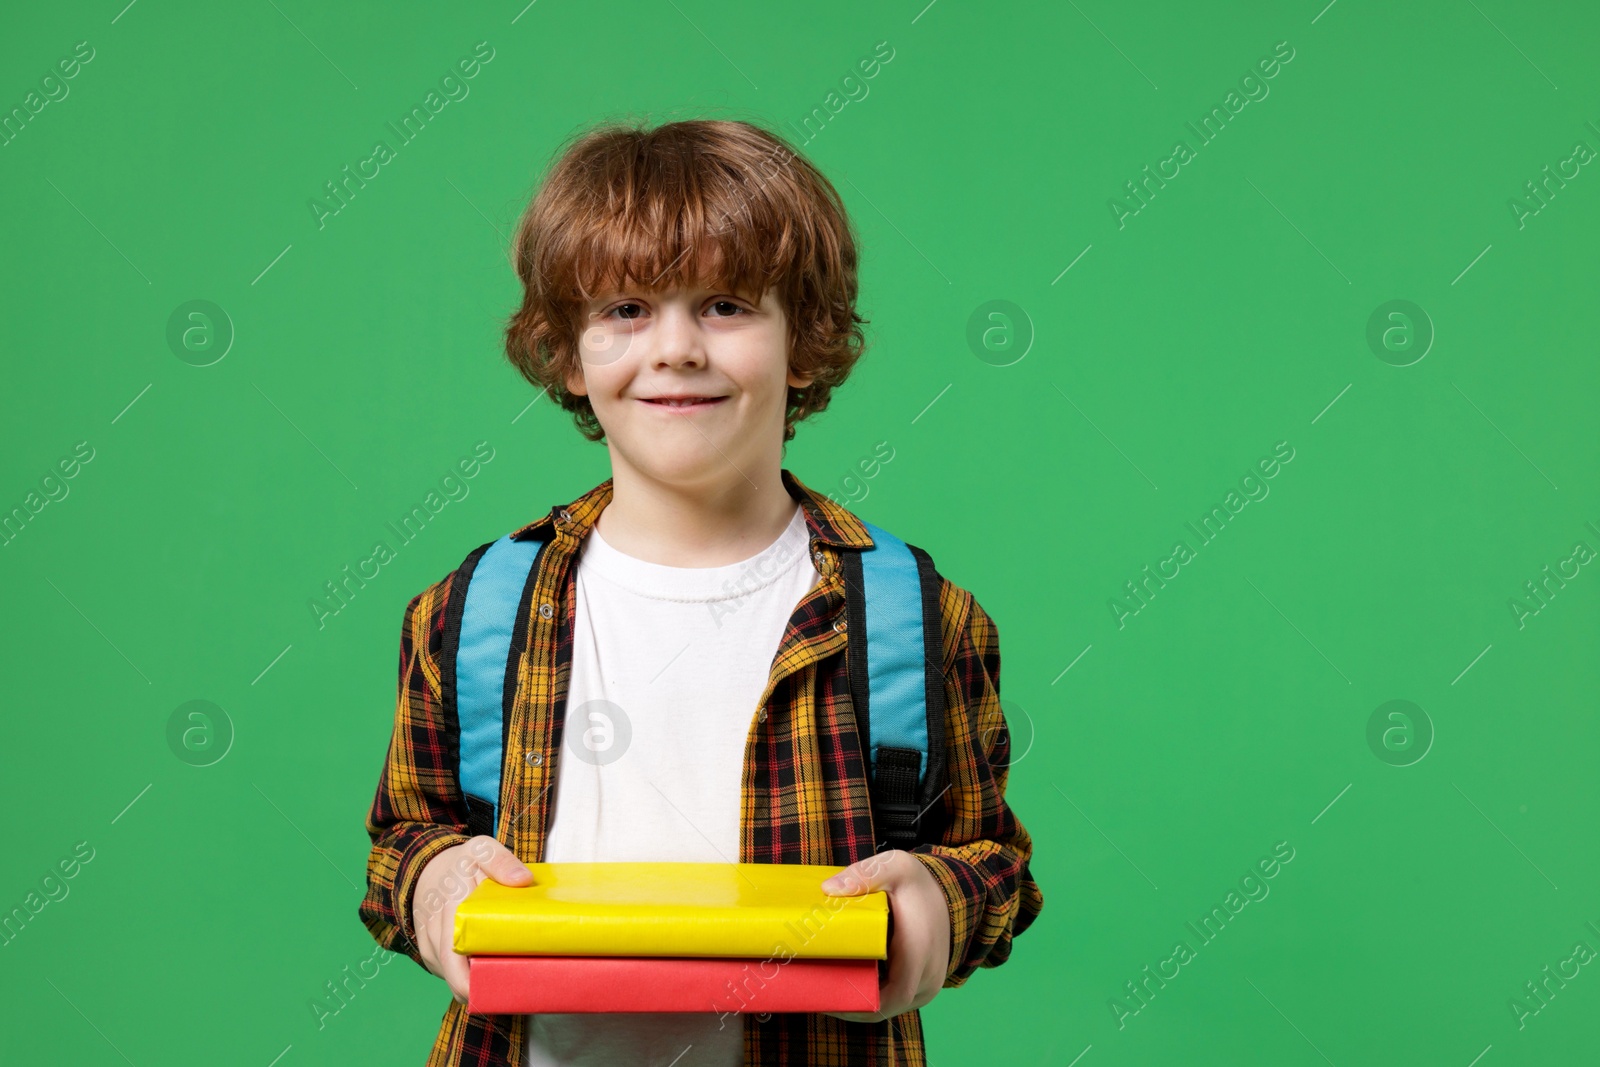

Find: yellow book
[453,861,889,959]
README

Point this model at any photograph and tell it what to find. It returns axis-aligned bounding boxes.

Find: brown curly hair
[502,117,868,443]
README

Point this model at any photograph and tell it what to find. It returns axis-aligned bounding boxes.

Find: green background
[2,1,1596,1063]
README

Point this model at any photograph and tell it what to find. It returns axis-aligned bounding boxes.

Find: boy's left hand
[818,850,951,1022]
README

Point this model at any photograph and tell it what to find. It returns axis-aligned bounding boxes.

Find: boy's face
[564,280,814,489]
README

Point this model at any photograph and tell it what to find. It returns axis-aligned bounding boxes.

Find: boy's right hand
[412,835,534,1004]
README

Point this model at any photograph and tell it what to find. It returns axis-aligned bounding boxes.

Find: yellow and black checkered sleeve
[357,577,475,971]
[909,582,1045,988]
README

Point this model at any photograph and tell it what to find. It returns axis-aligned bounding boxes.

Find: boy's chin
[615,445,745,484]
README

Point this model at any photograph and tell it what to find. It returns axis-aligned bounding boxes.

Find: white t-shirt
[523,501,820,1067]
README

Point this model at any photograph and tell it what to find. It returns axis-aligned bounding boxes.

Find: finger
[431,885,470,1001]
[906,950,939,1010]
[876,896,913,1017]
[820,850,902,895]
[468,835,534,886]
[418,889,447,978]
[434,883,462,960]
[443,949,472,1005]
[441,878,466,952]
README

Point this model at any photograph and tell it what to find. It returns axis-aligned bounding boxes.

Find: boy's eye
[599,298,747,320]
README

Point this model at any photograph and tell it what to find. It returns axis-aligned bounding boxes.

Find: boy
[359,118,1043,1066]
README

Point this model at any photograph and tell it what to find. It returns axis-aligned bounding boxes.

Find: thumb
[469,836,534,886]
[820,851,899,895]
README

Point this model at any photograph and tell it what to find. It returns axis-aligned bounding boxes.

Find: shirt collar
[509,467,877,552]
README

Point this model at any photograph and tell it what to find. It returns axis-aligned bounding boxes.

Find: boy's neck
[593,460,802,568]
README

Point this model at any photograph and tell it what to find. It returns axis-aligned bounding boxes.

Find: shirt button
[833,619,846,633]
[525,751,542,766]
[559,508,572,523]
[757,710,767,723]
[539,603,554,619]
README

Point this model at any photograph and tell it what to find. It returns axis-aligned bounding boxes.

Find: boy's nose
[652,306,706,368]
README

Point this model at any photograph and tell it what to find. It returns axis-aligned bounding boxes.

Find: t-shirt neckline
[577,502,812,603]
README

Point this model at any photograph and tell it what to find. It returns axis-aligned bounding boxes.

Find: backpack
[440,518,948,855]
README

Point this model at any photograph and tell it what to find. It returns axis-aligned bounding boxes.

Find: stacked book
[455,861,889,1014]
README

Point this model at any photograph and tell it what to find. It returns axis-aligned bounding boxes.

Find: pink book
[468,955,882,1014]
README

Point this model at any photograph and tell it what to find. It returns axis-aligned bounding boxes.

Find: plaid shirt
[359,468,1044,1066]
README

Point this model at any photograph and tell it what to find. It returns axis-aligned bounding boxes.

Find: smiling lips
[640,396,727,411]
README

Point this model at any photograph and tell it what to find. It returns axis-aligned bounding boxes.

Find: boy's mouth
[639,395,727,411]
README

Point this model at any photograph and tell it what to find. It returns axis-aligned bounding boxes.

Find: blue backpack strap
[442,533,545,840]
[841,519,948,852]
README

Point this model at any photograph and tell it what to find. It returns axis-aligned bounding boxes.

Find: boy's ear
[564,362,588,396]
[787,366,816,390]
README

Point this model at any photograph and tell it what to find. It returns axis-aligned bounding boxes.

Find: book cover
[453,861,888,959]
[468,955,882,1014]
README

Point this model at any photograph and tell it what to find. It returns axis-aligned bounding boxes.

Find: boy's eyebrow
[584,279,763,305]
